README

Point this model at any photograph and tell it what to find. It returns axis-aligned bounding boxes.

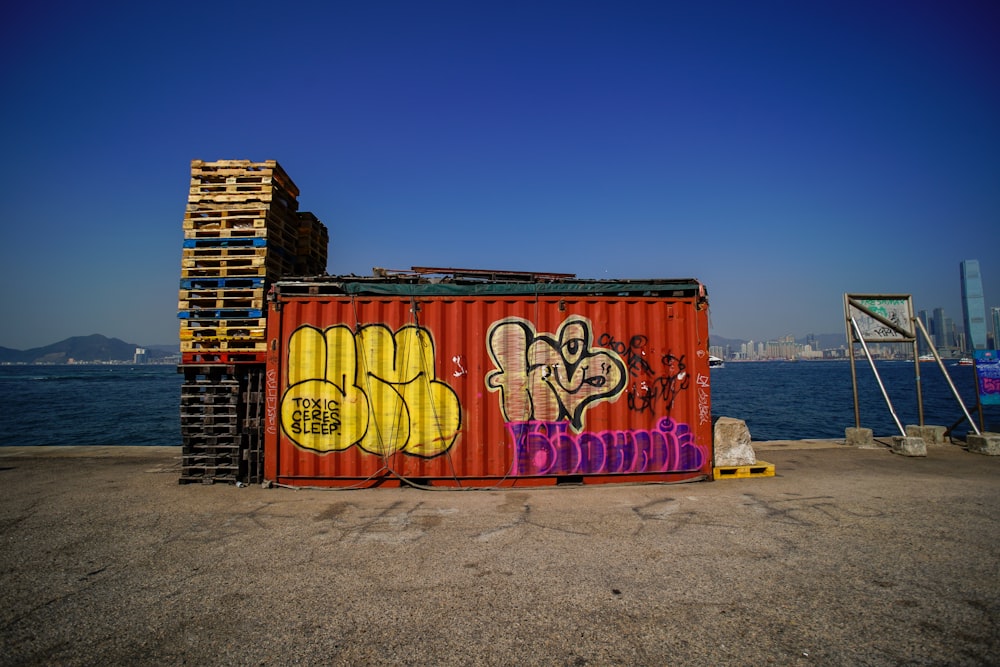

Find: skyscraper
[933,307,946,349]
[960,260,987,351]
[917,310,931,352]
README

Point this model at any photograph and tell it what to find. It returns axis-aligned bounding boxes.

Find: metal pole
[851,317,906,436]
[976,379,985,433]
[910,313,923,426]
[913,318,981,437]
[972,356,985,433]
[845,295,860,428]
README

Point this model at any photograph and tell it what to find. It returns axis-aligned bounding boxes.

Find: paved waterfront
[1,441,998,665]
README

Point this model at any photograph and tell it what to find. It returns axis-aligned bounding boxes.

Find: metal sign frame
[843,293,980,437]
[844,294,919,436]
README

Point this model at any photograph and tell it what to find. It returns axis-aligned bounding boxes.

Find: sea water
[0,365,182,447]
[710,360,998,440]
[0,361,995,447]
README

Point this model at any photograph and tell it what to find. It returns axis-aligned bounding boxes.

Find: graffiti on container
[599,332,689,416]
[697,373,710,425]
[508,417,705,475]
[280,324,461,458]
[597,333,655,376]
[629,352,689,415]
[486,316,627,432]
[265,368,279,435]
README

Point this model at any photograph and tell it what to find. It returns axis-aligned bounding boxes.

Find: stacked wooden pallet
[177,159,328,484]
[295,211,329,276]
[178,364,265,484]
[179,160,305,364]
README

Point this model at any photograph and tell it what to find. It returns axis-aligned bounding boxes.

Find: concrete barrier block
[906,425,947,445]
[891,436,927,457]
[714,417,756,466]
[846,427,876,448]
[966,433,1000,456]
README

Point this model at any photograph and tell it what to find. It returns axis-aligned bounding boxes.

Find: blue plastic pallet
[179,277,266,290]
[178,308,264,320]
[183,237,267,248]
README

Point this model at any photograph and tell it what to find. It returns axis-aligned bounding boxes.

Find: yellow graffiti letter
[281,325,369,452]
[356,324,462,458]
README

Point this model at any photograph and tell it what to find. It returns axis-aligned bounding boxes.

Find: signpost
[844,294,917,436]
[844,293,982,438]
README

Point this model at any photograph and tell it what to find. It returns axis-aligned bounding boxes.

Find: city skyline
[714,271,998,360]
[1,2,998,349]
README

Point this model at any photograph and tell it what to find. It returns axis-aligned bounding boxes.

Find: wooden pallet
[179,298,266,312]
[181,256,267,269]
[187,191,298,210]
[178,328,265,345]
[180,340,268,352]
[180,384,238,402]
[180,277,266,290]
[181,430,248,445]
[181,247,296,273]
[180,265,270,279]
[182,246,268,260]
[180,316,267,330]
[186,194,299,215]
[189,182,282,198]
[182,209,300,244]
[179,365,237,382]
[179,327,266,341]
[713,460,775,480]
[178,467,240,485]
[183,236,267,249]
[183,201,299,221]
[183,210,268,229]
[182,351,267,364]
[182,445,241,460]
[180,255,295,277]
[180,398,239,411]
[189,159,300,198]
[180,387,239,400]
[183,223,299,252]
[178,308,264,320]
[181,422,240,436]
[180,407,239,422]
[178,287,265,311]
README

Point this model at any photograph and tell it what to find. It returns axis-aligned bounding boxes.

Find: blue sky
[1,0,997,349]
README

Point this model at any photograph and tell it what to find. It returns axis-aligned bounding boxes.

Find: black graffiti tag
[598,333,655,376]
[599,331,690,416]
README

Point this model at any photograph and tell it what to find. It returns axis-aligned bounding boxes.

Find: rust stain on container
[264,275,713,487]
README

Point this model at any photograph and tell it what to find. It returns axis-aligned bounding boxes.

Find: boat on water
[709,355,725,368]
[918,354,935,362]
[957,357,974,366]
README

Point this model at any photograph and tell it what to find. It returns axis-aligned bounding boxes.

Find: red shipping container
[263,274,713,487]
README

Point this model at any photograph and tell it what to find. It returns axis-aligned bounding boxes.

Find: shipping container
[263,270,713,487]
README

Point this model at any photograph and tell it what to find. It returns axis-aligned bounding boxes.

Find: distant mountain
[0,335,176,364]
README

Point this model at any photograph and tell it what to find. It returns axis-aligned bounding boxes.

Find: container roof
[273,267,706,298]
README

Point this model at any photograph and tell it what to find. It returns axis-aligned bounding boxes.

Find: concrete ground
[0,440,998,666]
